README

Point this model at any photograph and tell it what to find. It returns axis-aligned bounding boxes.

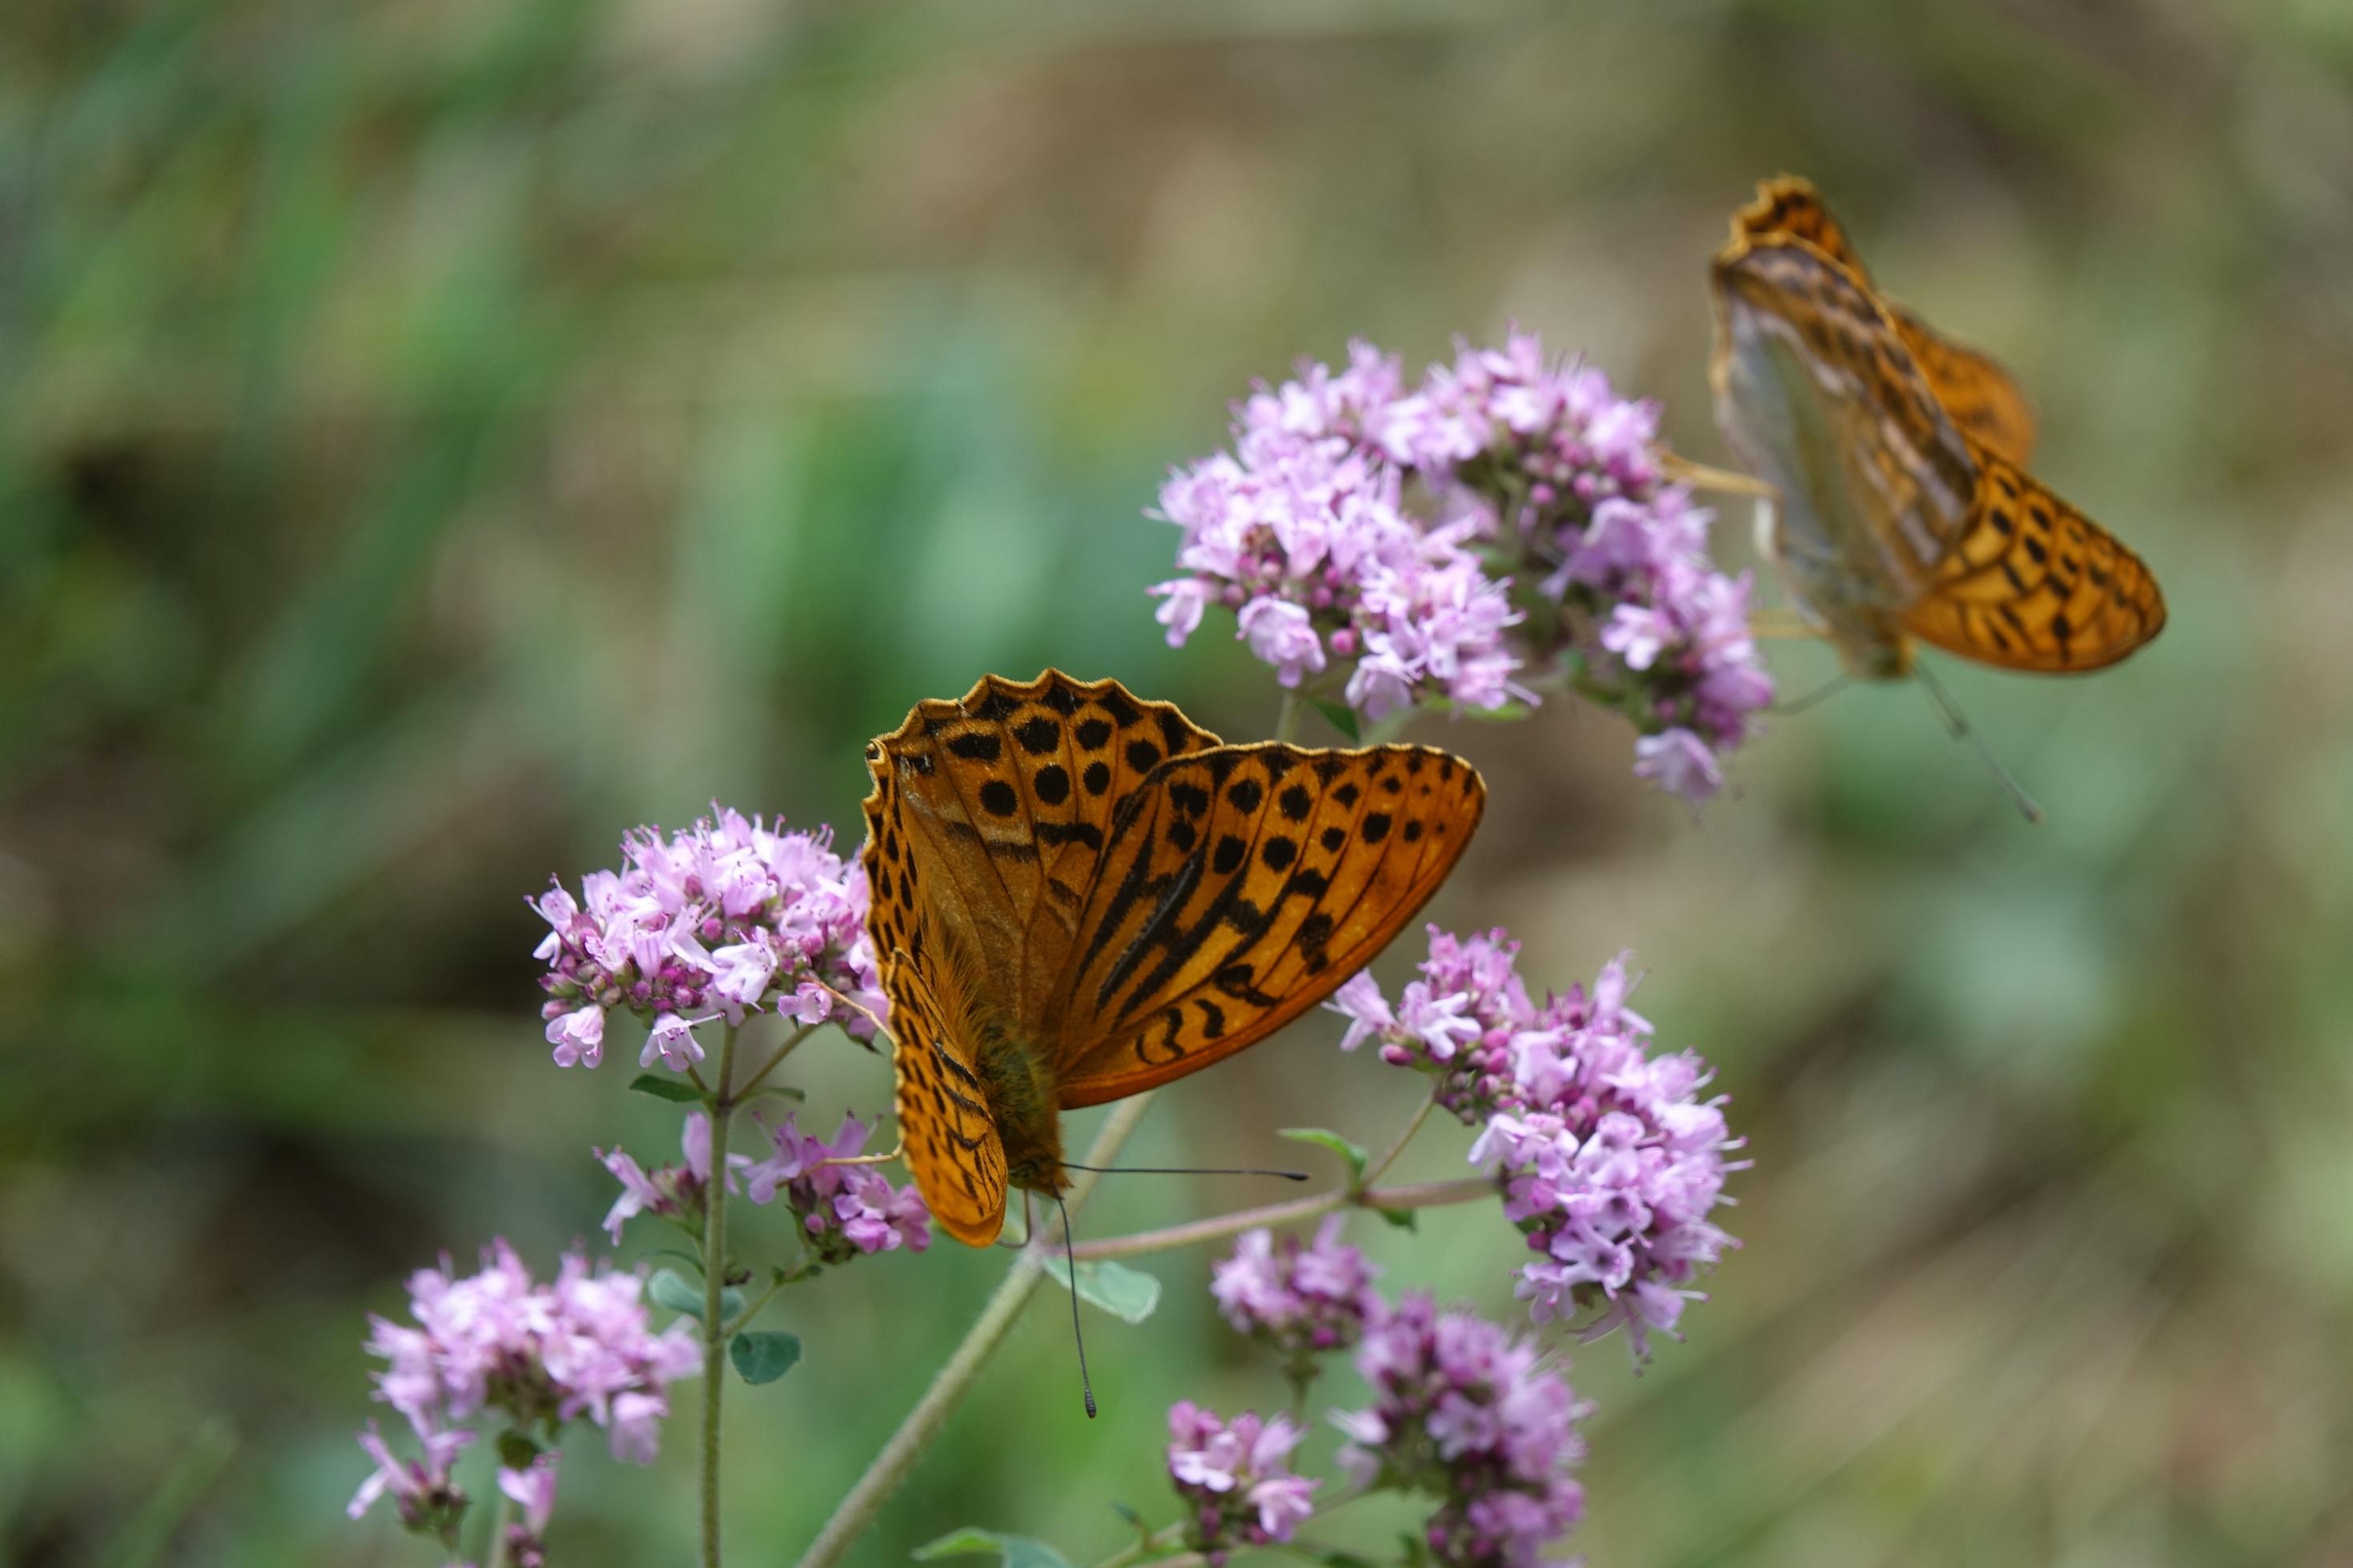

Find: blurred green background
[8,1,2353,1563]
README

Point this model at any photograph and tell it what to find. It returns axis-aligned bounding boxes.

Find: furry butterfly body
[861,672,1484,1245]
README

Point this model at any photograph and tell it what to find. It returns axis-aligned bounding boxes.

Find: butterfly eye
[865,742,881,761]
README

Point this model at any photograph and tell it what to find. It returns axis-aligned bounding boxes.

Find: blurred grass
[6,0,2353,1564]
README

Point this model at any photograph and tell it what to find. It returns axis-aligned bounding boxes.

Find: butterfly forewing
[1050,742,1484,1106]
[1731,175,1868,278]
[1901,443,2166,672]
[861,673,1221,1035]
[1713,239,1978,626]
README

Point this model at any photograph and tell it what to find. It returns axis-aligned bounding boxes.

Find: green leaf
[650,1267,742,1322]
[740,1083,807,1105]
[628,1073,706,1105]
[1376,1207,1418,1231]
[1279,1126,1368,1187]
[496,1430,543,1470]
[914,1530,1078,1568]
[1308,698,1361,742]
[1454,700,1535,724]
[1070,1260,1161,1324]
[729,1330,802,1385]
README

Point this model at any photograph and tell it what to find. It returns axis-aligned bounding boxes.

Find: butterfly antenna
[1051,1190,1097,1419]
[1913,660,2045,824]
[1770,672,1850,716]
[1061,1162,1310,1181]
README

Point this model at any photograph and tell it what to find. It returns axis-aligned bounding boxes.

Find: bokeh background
[9,1,2353,1563]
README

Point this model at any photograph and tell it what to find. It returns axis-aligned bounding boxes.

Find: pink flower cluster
[353,1239,701,1531]
[1210,1215,1382,1358]
[1150,334,1773,803]
[744,1112,930,1261]
[1165,1402,1320,1562]
[1330,926,1742,1358]
[532,807,884,1073]
[1333,1293,1591,1568]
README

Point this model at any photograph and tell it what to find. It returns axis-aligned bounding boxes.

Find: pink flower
[347,1416,471,1532]
[1327,972,1395,1053]
[640,1010,708,1071]
[1632,728,1724,805]
[596,1113,749,1244]
[547,1006,605,1069]
[597,1149,667,1244]
[1236,597,1328,687]
[1166,1403,1321,1553]
[743,1113,931,1261]
[833,1169,931,1253]
[1210,1216,1381,1355]
[498,1454,559,1534]
[496,1454,559,1567]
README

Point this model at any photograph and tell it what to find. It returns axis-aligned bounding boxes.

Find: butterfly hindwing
[1901,443,2166,672]
[1050,742,1484,1106]
[1889,305,2038,467]
[881,944,1008,1246]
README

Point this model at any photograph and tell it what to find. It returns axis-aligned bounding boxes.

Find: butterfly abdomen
[973,1020,1068,1193]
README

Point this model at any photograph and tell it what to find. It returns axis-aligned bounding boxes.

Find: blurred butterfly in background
[861,672,1483,1250]
[1708,178,2165,812]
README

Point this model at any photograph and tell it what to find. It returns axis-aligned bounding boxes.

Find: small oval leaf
[650,1267,742,1323]
[1279,1127,1368,1186]
[628,1073,707,1105]
[1071,1260,1161,1325]
[729,1330,802,1386]
[1308,698,1362,743]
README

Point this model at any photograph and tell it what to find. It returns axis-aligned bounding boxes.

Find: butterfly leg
[1749,607,1829,640]
[1911,660,2046,824]
[1657,451,1779,500]
[820,1137,906,1169]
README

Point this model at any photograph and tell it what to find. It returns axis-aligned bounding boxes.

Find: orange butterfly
[1709,176,2165,681]
[860,672,1484,1247]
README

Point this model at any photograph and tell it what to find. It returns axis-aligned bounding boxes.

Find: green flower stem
[718,1260,818,1340]
[734,1023,817,1101]
[1066,1175,1493,1263]
[484,1489,516,1568]
[1274,689,1304,744]
[1360,1090,1438,1187]
[700,1021,742,1568]
[1093,1526,1194,1568]
[792,1093,1159,1568]
[1093,1522,1188,1568]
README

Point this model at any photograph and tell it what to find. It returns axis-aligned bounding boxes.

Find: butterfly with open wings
[859,672,1484,1247]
